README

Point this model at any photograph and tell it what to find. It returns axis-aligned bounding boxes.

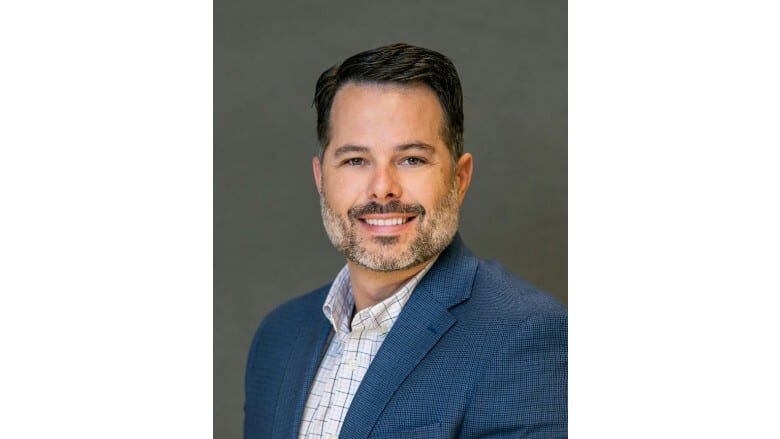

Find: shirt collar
[322,257,438,337]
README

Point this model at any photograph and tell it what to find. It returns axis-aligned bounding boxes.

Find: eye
[401,156,427,166]
[343,157,365,166]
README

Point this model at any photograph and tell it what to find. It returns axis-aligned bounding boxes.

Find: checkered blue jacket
[244,234,567,438]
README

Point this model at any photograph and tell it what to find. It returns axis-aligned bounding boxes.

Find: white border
[0,1,212,437]
[570,1,780,437]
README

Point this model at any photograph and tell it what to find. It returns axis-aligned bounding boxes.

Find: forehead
[327,82,446,152]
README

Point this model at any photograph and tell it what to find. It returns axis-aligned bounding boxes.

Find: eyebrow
[396,142,435,154]
[332,142,435,157]
[332,144,370,157]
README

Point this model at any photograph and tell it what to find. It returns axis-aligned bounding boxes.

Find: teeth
[365,217,407,226]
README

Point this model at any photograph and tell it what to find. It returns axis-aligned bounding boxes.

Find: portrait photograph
[215,1,566,437]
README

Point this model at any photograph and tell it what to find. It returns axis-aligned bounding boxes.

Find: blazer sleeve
[460,312,568,438]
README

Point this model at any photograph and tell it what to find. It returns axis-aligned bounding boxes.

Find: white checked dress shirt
[298,260,436,439]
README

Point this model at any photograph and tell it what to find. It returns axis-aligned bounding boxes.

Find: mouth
[357,214,417,232]
[361,216,415,226]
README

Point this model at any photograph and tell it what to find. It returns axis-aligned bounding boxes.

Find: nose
[368,163,402,201]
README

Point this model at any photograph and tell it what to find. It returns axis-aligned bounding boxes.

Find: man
[244,43,567,438]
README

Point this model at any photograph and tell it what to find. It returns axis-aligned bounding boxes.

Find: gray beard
[319,181,459,272]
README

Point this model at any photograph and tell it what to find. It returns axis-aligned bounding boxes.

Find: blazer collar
[413,233,478,309]
[339,233,479,438]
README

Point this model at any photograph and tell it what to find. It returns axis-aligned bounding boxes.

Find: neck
[347,259,432,312]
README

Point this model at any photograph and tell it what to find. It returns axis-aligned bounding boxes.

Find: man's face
[313,82,473,272]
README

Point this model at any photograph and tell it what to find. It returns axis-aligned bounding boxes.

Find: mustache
[348,200,425,219]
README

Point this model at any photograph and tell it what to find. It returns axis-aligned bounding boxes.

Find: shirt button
[347,358,358,370]
[326,435,337,439]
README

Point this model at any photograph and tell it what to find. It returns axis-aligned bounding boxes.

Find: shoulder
[467,258,566,323]
[245,284,330,375]
[448,257,567,377]
[425,234,565,323]
[457,260,567,436]
[253,283,331,338]
[443,257,567,365]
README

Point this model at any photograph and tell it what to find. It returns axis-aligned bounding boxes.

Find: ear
[455,153,473,205]
[312,155,323,194]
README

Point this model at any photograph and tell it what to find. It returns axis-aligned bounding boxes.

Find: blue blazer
[244,235,567,438]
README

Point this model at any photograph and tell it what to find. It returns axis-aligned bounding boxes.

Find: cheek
[404,178,448,206]
[323,175,362,207]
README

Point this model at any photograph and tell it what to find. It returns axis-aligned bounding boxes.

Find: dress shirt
[298,259,436,439]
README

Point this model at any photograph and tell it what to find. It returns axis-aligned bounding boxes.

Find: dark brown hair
[314,43,464,161]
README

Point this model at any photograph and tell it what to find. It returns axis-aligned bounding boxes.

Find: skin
[313,82,473,311]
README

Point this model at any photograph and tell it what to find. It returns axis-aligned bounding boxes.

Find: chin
[348,244,421,272]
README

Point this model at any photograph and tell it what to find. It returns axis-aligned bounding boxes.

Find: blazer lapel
[272,307,332,439]
[339,234,479,438]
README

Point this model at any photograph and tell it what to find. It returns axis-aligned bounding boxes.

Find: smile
[362,217,413,226]
[357,214,418,229]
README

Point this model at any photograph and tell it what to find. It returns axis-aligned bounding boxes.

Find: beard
[319,180,460,272]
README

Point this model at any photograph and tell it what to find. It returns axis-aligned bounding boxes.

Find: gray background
[215,1,566,437]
